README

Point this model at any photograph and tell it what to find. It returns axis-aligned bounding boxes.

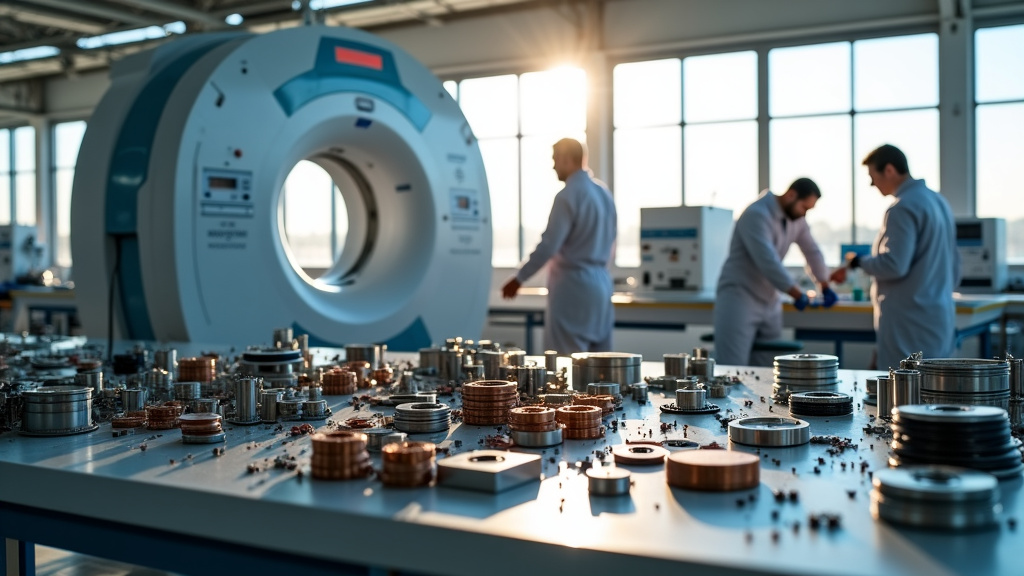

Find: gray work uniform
[859,178,959,370]
[714,190,829,366]
[516,170,617,354]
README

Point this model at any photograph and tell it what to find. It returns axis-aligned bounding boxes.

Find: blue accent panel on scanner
[294,316,431,352]
[117,238,155,340]
[273,38,431,131]
[640,228,698,239]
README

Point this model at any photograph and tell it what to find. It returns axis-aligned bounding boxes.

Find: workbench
[2,347,1021,576]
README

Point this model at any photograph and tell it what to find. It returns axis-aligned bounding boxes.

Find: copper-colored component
[461,380,519,426]
[611,444,669,466]
[666,450,760,491]
[322,368,358,395]
[346,361,372,388]
[146,405,181,430]
[76,359,103,372]
[372,367,394,385]
[380,441,436,487]
[555,405,603,440]
[179,357,217,383]
[111,415,147,428]
[508,406,558,432]
[572,394,616,415]
[179,413,223,436]
[310,431,373,480]
[343,417,376,429]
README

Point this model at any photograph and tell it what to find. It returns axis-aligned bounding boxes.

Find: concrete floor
[34,546,176,576]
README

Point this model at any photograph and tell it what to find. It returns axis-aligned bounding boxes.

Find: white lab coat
[516,170,617,354]
[859,178,960,370]
[714,190,829,366]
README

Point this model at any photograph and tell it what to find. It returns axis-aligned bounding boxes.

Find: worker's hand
[822,286,838,308]
[829,267,848,284]
[501,278,521,300]
[792,293,809,311]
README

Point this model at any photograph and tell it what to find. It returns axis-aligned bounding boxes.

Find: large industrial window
[611,52,757,268]
[450,67,587,268]
[975,23,1024,261]
[53,120,86,269]
[0,126,36,227]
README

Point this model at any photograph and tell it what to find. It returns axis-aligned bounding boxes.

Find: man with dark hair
[502,138,617,354]
[830,143,959,370]
[714,178,837,366]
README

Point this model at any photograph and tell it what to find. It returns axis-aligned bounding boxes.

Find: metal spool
[664,353,690,378]
[688,357,715,381]
[587,467,631,496]
[513,365,548,398]
[277,399,303,421]
[892,369,922,407]
[154,348,178,377]
[916,358,1009,394]
[438,348,465,382]
[511,428,564,448]
[545,350,559,373]
[789,391,854,417]
[632,382,649,403]
[239,347,304,385]
[273,327,294,347]
[876,375,894,418]
[418,347,441,373]
[393,402,452,434]
[74,371,103,394]
[586,382,621,397]
[301,399,328,420]
[260,389,282,423]
[571,352,642,393]
[121,388,146,412]
[346,344,384,370]
[191,398,218,414]
[230,377,262,425]
[728,417,810,447]
[477,350,509,380]
[21,386,97,436]
[676,387,707,410]
[871,466,1001,530]
[142,368,172,396]
[172,382,201,402]
[773,353,840,400]
[506,349,527,367]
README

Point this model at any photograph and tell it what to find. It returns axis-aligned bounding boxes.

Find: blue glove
[793,293,809,311]
[822,287,838,308]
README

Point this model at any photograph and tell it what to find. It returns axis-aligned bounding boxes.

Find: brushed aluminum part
[477,350,509,380]
[891,369,922,407]
[364,428,393,452]
[436,450,541,493]
[418,347,441,372]
[870,491,1001,530]
[688,358,715,381]
[393,402,451,433]
[865,377,879,395]
[873,466,999,503]
[192,398,219,414]
[632,382,649,403]
[773,353,839,368]
[513,365,548,398]
[587,466,631,496]
[916,358,1010,394]
[173,382,201,402]
[383,432,407,446]
[545,350,559,373]
[121,388,146,411]
[728,417,810,447]
[611,444,669,465]
[74,371,103,393]
[231,377,261,424]
[789,391,854,417]
[506,349,527,367]
[1010,357,1023,398]
[893,404,1009,425]
[463,364,485,382]
[301,399,328,420]
[571,352,642,392]
[876,375,894,419]
[587,382,621,397]
[21,386,95,436]
[272,327,293,347]
[647,376,686,391]
[276,399,304,422]
[664,353,690,377]
[692,347,708,360]
[676,387,707,410]
[383,392,437,406]
[346,344,383,369]
[511,427,564,447]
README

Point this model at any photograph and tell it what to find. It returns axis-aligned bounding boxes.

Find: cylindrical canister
[891,369,922,408]
[74,371,103,393]
[676,386,706,410]
[478,350,508,380]
[664,353,689,377]
[1009,357,1023,398]
[876,375,894,419]
[545,350,559,373]
[121,388,146,411]
[346,344,384,369]
[233,377,261,424]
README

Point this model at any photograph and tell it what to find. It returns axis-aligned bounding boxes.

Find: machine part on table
[916,358,1010,409]
[192,398,219,414]
[645,376,685,392]
[477,350,509,380]
[381,392,437,406]
[1009,355,1023,398]
[506,350,527,367]
[111,411,147,429]
[632,382,649,404]
[666,450,760,491]
[180,412,225,444]
[571,352,642,393]
[864,376,880,406]
[708,383,728,398]
[301,399,329,420]
[393,403,451,434]
[692,348,708,360]
[889,404,1023,480]
[544,350,559,373]
[870,466,1001,530]
[322,368,358,395]
[510,428,564,448]
[585,382,621,404]
[611,444,669,466]
[20,386,97,436]
[663,353,689,378]
[508,406,558,432]
[659,402,721,415]
[728,417,810,447]
[259,389,283,423]
[273,328,293,349]
[142,368,172,399]
[688,357,715,382]
[146,404,182,430]
[154,348,178,377]
[121,388,146,412]
[308,385,323,401]
[346,344,384,370]
[461,380,518,426]
[512,365,548,399]
[418,348,441,375]
[380,441,436,487]
[788,391,854,417]
[876,375,894,419]
[311,431,373,481]
[346,361,373,389]
[172,382,201,403]
[74,371,103,394]
[363,428,393,452]
[773,353,839,401]
[229,377,262,425]
[587,466,632,496]
[277,398,304,421]
[572,394,616,416]
[555,405,604,440]
[239,348,304,387]
[891,369,922,408]
[178,358,217,384]
[383,432,408,447]
[436,450,541,493]
[676,387,707,411]
[462,364,485,382]
[540,393,572,406]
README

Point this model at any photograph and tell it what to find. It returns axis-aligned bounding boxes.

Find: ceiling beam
[24,0,154,26]
[0,6,107,35]
[105,0,228,28]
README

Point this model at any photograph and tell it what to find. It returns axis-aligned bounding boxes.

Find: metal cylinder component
[692,347,708,359]
[364,428,392,452]
[587,466,631,496]
[231,377,261,425]
[789,391,854,417]
[513,365,548,398]
[301,399,328,420]
[154,348,177,376]
[439,348,464,382]
[142,368,172,396]
[728,417,810,447]
[632,382,649,403]
[419,347,441,373]
[308,385,322,401]
[891,369,922,408]
[545,350,559,373]
[273,327,294,347]
[346,344,383,369]
[277,399,303,420]
[121,388,146,411]
[1009,357,1023,398]
[871,466,1001,530]
[394,402,452,434]
[383,432,408,447]
[586,382,621,397]
[506,349,527,367]
[915,359,1009,410]
[172,382,201,402]
[666,450,760,491]
[260,389,282,423]
[463,364,485,382]
[571,352,642,393]
[663,353,689,377]
[21,386,96,436]
[74,371,103,393]
[876,375,894,419]
[676,387,706,410]
[688,357,715,382]
[239,348,304,386]
[192,398,218,414]
[510,427,564,448]
[477,350,508,380]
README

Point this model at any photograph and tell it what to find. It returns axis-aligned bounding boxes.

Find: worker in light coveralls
[714,178,837,366]
[501,138,617,354]
[831,144,960,370]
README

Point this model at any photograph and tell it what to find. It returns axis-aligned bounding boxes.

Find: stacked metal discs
[311,431,373,480]
[509,406,563,447]
[172,382,201,404]
[277,397,303,421]
[146,404,182,430]
[461,380,518,426]
[555,405,603,439]
[380,441,436,487]
[20,386,97,436]
[728,417,810,447]
[179,357,217,384]
[666,450,760,491]
[301,399,328,420]
[321,368,357,395]
[773,354,839,400]
[393,403,452,434]
[864,376,880,406]
[663,353,689,377]
[586,383,622,407]
[239,347,304,387]
[916,358,1010,409]
[870,466,1001,530]
[572,394,616,416]
[890,404,1023,480]
[179,413,225,444]
[789,391,854,416]
[571,352,642,393]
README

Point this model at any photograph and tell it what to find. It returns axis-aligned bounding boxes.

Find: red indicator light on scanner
[335,47,383,70]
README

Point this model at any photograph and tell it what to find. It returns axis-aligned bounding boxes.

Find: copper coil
[510,406,556,424]
[572,394,616,415]
[311,452,372,465]
[343,418,377,429]
[563,426,604,439]
[322,369,358,394]
[508,421,560,432]
[76,359,103,372]
[311,431,368,452]
[162,401,186,416]
[310,431,373,481]
[372,367,394,385]
[179,357,217,383]
[146,420,179,430]
[379,470,434,487]
[345,361,372,387]
[462,381,518,397]
[381,441,435,464]
[666,450,760,491]
[463,417,510,426]
[178,413,223,435]
[555,405,602,428]
[126,410,147,419]
[146,405,180,418]
[111,416,147,428]
[460,399,519,409]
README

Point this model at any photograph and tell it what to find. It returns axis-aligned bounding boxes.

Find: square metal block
[437,450,541,493]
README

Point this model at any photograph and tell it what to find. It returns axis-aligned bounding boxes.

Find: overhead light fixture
[225,13,244,26]
[77,21,186,50]
[310,0,371,9]
[0,46,60,65]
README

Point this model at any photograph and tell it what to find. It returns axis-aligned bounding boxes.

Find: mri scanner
[71,26,492,350]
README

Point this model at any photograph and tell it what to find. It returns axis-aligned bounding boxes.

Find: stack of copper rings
[111,410,147,429]
[179,357,217,383]
[461,380,519,426]
[380,441,435,487]
[146,404,183,430]
[179,413,225,443]
[555,405,603,439]
[311,431,373,480]
[572,394,616,416]
[372,366,394,386]
[322,368,358,394]
[509,406,563,447]
[347,361,372,388]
